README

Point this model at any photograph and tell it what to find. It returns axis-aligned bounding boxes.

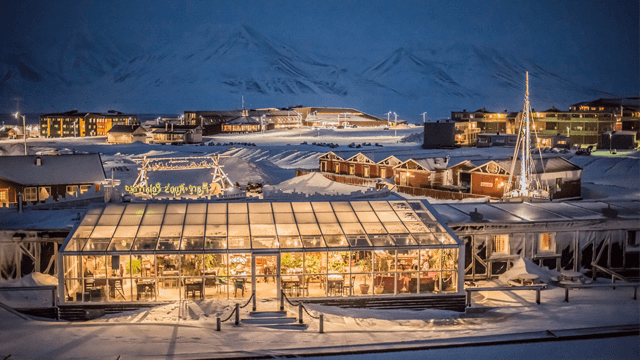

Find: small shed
[107,125,147,144]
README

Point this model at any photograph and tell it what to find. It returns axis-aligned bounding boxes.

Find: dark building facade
[423,121,456,149]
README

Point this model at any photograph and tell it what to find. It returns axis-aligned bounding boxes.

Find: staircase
[241,310,308,330]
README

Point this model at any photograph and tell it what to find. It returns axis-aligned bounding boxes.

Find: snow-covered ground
[0,128,639,359]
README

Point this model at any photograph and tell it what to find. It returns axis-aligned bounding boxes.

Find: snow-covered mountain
[0,24,618,119]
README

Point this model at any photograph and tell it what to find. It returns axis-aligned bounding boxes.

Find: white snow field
[0,127,638,359]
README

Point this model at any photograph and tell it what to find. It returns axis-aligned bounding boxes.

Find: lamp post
[609,132,612,153]
[261,114,266,133]
[14,112,27,155]
[421,112,427,124]
[385,111,391,129]
[393,112,398,137]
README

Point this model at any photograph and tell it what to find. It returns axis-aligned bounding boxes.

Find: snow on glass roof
[61,200,460,254]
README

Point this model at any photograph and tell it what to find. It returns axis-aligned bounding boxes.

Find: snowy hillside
[1,24,621,118]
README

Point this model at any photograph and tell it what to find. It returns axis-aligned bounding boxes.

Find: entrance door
[252,254,280,301]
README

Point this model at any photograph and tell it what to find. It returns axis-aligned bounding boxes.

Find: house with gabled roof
[107,125,148,144]
[393,157,450,188]
[0,154,106,206]
[468,157,582,199]
[318,151,403,179]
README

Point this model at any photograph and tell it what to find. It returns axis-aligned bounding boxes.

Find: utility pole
[14,112,27,155]
[393,112,398,137]
[421,112,427,124]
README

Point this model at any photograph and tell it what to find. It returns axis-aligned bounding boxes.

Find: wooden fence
[395,186,487,201]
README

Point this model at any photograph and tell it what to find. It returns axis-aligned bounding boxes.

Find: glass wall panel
[373,272,396,294]
[181,254,203,276]
[281,253,303,274]
[157,254,178,301]
[229,253,251,277]
[205,236,227,250]
[374,250,395,272]
[206,224,227,237]
[304,252,326,297]
[279,236,302,248]
[204,254,228,299]
[398,272,417,293]
[106,255,132,301]
[441,271,457,292]
[419,272,437,293]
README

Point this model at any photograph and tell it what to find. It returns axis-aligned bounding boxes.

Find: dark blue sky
[1,0,638,115]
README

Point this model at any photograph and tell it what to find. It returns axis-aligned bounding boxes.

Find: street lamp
[393,112,398,137]
[609,132,612,153]
[385,111,392,129]
[421,112,427,124]
[261,114,266,133]
[14,112,27,155]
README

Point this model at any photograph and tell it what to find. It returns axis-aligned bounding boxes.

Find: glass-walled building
[58,200,464,303]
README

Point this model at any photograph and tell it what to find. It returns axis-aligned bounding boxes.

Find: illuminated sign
[480,182,493,188]
[125,182,211,197]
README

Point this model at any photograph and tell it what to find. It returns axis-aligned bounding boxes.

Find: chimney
[470,208,483,222]
[35,157,41,166]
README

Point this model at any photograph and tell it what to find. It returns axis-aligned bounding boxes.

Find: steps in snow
[242,310,308,330]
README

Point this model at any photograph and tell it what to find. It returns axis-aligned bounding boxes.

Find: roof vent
[602,204,618,219]
[470,208,483,222]
[35,157,42,166]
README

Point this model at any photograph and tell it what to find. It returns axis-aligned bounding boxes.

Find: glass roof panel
[228,203,247,214]
[404,221,430,234]
[362,222,387,234]
[335,211,358,223]
[311,202,333,212]
[274,212,296,224]
[356,211,379,223]
[65,238,87,251]
[228,213,249,225]
[376,211,401,223]
[187,203,207,214]
[294,212,316,224]
[83,238,111,252]
[124,203,146,215]
[159,225,183,238]
[369,234,395,247]
[181,237,204,250]
[249,203,272,213]
[118,214,143,226]
[414,233,440,246]
[144,203,166,215]
[392,234,417,246]
[389,201,412,211]
[324,234,348,247]
[157,239,180,251]
[250,224,277,236]
[141,214,164,226]
[271,202,292,212]
[205,237,227,250]
[408,201,428,212]
[207,213,227,224]
[208,203,227,213]
[80,214,100,226]
[292,202,313,212]
[183,224,205,237]
[301,236,326,248]
[339,222,366,235]
[185,213,206,225]
[330,202,353,212]
[279,236,302,248]
[107,238,134,251]
[252,237,278,249]
[73,226,95,238]
[319,223,343,235]
[350,201,373,212]
[136,225,160,238]
[250,213,274,224]
[113,226,139,238]
[103,204,126,215]
[396,211,421,222]
[131,238,157,251]
[206,224,227,237]
[276,223,299,236]
[86,207,103,215]
[383,222,409,234]
[441,235,458,245]
[228,225,250,237]
[297,223,321,236]
[97,214,122,226]
[315,212,338,223]
[163,213,185,225]
[166,203,187,214]
[346,235,371,247]
[228,237,251,250]
[89,226,117,238]
[369,201,393,211]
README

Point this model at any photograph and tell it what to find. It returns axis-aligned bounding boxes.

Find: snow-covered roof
[108,125,146,134]
[61,200,462,253]
[432,199,639,225]
[490,157,581,175]
[225,116,264,125]
[0,154,106,186]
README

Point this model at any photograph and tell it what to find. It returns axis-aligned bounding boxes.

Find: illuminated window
[492,235,509,255]
[349,164,355,175]
[67,185,78,196]
[538,233,555,252]
[0,190,6,202]
[24,187,38,201]
[39,187,51,201]
[80,185,91,194]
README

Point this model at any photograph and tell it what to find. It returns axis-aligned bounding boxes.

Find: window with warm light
[24,187,37,201]
[538,233,555,253]
[492,235,509,255]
